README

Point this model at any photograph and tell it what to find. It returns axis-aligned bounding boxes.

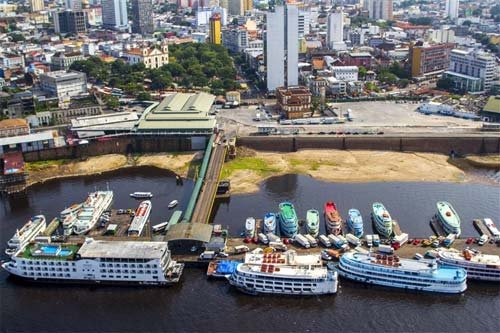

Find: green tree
[358,66,368,79]
[137,92,152,101]
[436,77,453,91]
[9,33,25,42]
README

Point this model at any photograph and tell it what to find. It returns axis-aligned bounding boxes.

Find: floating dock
[473,219,490,237]
[42,218,60,236]
[430,216,448,237]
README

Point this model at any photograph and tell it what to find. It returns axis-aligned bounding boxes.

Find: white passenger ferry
[2,239,184,286]
[337,251,467,294]
[5,215,46,256]
[228,251,338,295]
[72,191,113,235]
[438,249,500,282]
[128,200,152,236]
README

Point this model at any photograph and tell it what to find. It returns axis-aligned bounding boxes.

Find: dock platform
[473,219,490,237]
[392,220,402,237]
[430,216,448,237]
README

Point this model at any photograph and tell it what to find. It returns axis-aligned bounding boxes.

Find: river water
[1,168,499,332]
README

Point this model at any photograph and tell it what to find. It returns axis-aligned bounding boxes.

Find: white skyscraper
[445,0,459,19]
[368,0,393,20]
[102,0,129,31]
[65,0,82,10]
[327,9,346,50]
[266,4,299,92]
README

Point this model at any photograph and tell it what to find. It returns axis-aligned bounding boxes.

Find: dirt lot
[222,148,468,194]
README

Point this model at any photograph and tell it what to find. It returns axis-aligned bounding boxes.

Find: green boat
[436,201,461,237]
[306,209,320,237]
[278,202,299,238]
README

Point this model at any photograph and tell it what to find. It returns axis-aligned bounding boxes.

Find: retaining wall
[237,136,500,155]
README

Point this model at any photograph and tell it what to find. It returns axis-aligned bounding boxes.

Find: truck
[378,244,394,254]
[443,233,456,247]
[304,234,318,247]
[478,234,489,246]
[266,233,281,243]
[269,241,287,251]
[319,235,331,247]
[346,233,361,247]
[294,234,311,248]
[234,245,250,254]
[393,233,409,248]
[253,113,261,121]
[328,234,349,251]
[365,235,373,247]
[372,234,381,246]
[258,233,269,245]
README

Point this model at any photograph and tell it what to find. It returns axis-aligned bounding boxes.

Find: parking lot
[217,101,482,136]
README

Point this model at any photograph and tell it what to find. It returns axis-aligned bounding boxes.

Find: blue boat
[207,260,241,279]
[263,213,277,234]
[278,202,299,238]
[347,209,364,238]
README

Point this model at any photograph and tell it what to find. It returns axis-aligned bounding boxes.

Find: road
[190,138,227,224]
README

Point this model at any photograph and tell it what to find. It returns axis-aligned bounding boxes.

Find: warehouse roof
[0,131,54,146]
[137,92,216,131]
[483,96,500,114]
[164,223,213,243]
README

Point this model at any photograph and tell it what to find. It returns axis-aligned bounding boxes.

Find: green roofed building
[137,92,217,135]
[480,96,500,123]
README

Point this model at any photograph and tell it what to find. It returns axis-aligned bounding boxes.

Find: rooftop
[0,118,29,130]
[483,96,500,114]
[137,92,216,131]
[78,239,169,259]
[0,131,54,146]
[164,222,213,243]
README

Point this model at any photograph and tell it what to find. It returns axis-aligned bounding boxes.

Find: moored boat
[73,191,114,235]
[207,260,241,279]
[347,208,364,238]
[278,202,299,238]
[263,213,277,234]
[438,249,500,282]
[324,201,342,235]
[372,202,393,238]
[245,217,256,238]
[130,192,153,199]
[168,200,178,209]
[337,251,467,293]
[306,209,320,237]
[435,201,461,237]
[60,203,82,219]
[5,215,47,256]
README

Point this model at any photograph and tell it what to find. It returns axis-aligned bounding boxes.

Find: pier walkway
[190,135,227,224]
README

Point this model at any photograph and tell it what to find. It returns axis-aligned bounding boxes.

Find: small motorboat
[168,200,178,209]
[130,192,153,199]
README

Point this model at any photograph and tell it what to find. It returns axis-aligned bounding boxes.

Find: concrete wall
[23,136,195,162]
[237,136,500,155]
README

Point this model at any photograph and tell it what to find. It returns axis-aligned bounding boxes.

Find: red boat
[324,201,343,235]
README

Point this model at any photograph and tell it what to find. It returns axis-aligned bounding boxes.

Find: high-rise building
[443,49,496,92]
[327,9,346,50]
[65,0,83,10]
[244,0,253,12]
[368,0,393,20]
[298,10,310,37]
[266,4,299,91]
[445,0,459,19]
[131,0,154,35]
[54,10,87,34]
[228,0,244,16]
[102,0,129,31]
[409,42,454,78]
[209,13,222,44]
[29,0,44,12]
[222,26,248,52]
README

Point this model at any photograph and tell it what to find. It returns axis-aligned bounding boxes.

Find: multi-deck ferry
[438,249,500,282]
[278,202,298,238]
[347,209,364,238]
[228,251,338,295]
[435,201,461,237]
[128,200,152,237]
[263,213,277,234]
[324,201,342,235]
[2,238,184,286]
[5,215,46,256]
[306,209,320,237]
[372,202,393,238]
[71,191,114,235]
[336,251,467,293]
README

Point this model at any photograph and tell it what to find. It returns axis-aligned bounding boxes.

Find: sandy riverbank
[221,148,475,194]
[25,152,202,187]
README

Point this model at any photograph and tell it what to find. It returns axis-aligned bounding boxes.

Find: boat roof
[439,250,500,265]
[78,239,169,260]
[238,263,329,279]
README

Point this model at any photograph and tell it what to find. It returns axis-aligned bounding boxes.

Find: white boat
[372,203,393,238]
[263,213,277,234]
[62,214,77,236]
[130,192,153,199]
[228,251,338,295]
[483,218,500,240]
[2,239,184,286]
[73,191,114,235]
[245,217,256,238]
[128,200,152,237]
[168,200,178,209]
[337,251,467,294]
[60,203,82,219]
[438,249,500,282]
[5,215,47,256]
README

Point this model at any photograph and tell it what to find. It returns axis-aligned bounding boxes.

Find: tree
[104,96,120,109]
[137,92,152,101]
[9,33,25,42]
[436,77,453,91]
[462,20,472,27]
[398,79,409,88]
[358,66,368,79]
